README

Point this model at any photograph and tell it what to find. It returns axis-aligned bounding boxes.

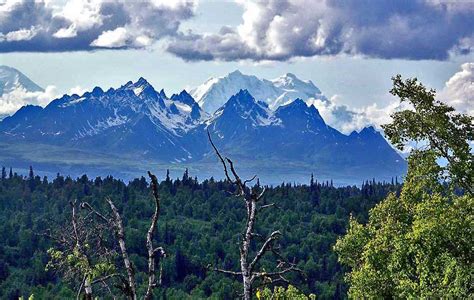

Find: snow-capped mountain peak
[0,65,44,96]
[125,77,157,98]
[228,69,244,77]
[191,70,327,113]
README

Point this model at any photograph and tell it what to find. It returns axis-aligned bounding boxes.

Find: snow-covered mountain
[0,77,406,183]
[0,77,205,160]
[196,90,405,176]
[191,70,327,113]
[0,66,43,96]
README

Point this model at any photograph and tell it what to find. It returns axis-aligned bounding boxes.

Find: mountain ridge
[0,73,406,184]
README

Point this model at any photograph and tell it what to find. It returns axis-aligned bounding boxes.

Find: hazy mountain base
[0,141,404,186]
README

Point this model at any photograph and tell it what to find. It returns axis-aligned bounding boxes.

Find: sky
[1,0,473,131]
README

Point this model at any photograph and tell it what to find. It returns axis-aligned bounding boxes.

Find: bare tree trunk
[83,279,92,300]
[241,199,256,300]
[106,198,137,300]
[144,172,165,300]
[207,130,304,300]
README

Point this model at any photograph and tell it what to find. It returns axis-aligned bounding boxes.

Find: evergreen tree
[28,166,34,180]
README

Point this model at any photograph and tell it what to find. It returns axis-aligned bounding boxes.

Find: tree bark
[106,198,137,300]
[240,198,256,300]
[83,278,92,300]
[145,171,165,300]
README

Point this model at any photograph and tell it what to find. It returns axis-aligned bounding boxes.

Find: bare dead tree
[207,130,304,300]
[46,171,165,300]
[144,171,166,300]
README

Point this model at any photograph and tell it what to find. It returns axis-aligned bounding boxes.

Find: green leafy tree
[257,285,316,300]
[335,75,474,298]
[383,74,473,195]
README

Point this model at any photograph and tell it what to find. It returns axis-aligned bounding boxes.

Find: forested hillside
[0,167,400,299]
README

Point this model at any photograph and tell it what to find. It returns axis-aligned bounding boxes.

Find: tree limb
[80,202,110,223]
[249,231,281,272]
[207,264,242,277]
[207,129,232,182]
[243,175,257,185]
[258,203,276,211]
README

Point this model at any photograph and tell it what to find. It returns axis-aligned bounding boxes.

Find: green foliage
[258,285,316,299]
[0,168,399,298]
[383,74,473,194]
[335,75,474,298]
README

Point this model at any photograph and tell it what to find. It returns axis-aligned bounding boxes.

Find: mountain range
[0,67,406,184]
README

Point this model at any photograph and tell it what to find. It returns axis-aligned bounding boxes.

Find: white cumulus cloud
[0,0,197,52]
[167,0,474,62]
[438,62,474,115]
[0,85,85,118]
[0,85,57,117]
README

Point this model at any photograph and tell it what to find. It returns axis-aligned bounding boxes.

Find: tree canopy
[335,75,473,298]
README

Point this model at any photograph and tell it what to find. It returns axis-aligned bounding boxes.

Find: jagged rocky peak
[359,126,381,137]
[136,76,149,85]
[159,89,167,99]
[225,89,258,109]
[171,90,196,106]
[282,98,307,109]
[349,126,383,140]
[210,89,279,128]
[274,98,326,128]
[233,89,253,100]
[276,98,319,116]
[129,77,158,97]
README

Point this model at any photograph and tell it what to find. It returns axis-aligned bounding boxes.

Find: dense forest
[0,166,401,299]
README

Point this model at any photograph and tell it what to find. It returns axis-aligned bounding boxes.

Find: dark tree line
[0,165,400,299]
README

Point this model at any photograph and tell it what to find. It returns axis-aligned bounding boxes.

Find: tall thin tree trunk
[106,198,137,300]
[240,199,256,300]
[84,279,92,300]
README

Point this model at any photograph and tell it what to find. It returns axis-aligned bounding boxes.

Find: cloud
[308,62,474,134]
[0,85,58,117]
[307,96,406,134]
[91,27,129,48]
[167,0,474,62]
[438,62,474,115]
[0,84,87,117]
[0,0,196,52]
[0,27,38,42]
